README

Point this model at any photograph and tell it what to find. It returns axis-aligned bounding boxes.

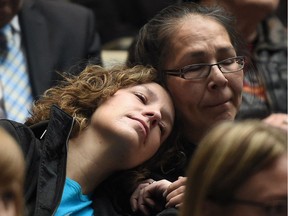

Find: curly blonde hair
[26,64,157,137]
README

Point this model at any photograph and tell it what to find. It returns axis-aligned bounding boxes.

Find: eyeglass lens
[183,57,244,80]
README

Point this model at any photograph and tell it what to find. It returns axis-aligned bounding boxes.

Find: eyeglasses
[229,198,287,216]
[163,56,245,80]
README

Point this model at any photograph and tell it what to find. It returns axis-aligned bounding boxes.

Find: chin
[215,111,236,122]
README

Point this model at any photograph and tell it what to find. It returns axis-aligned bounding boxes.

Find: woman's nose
[145,111,161,127]
[207,66,228,90]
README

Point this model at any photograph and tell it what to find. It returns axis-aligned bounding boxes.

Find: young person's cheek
[147,130,161,151]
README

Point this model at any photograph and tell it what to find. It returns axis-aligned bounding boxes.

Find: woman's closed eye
[134,92,147,104]
[221,58,235,65]
[187,64,205,72]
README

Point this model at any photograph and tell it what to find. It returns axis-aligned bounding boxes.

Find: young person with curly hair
[0,64,175,216]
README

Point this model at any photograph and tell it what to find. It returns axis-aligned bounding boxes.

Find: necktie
[0,24,33,122]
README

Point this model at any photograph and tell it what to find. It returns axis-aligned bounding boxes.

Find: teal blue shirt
[55,178,93,216]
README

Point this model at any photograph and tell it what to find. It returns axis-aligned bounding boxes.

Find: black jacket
[0,106,74,215]
[1,106,134,216]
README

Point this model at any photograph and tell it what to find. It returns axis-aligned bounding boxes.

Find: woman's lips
[207,99,230,107]
[129,117,149,138]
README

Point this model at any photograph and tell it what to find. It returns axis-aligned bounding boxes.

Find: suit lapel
[19,0,53,98]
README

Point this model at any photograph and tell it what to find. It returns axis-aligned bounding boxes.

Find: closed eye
[134,92,147,104]
[221,58,236,65]
[186,65,205,72]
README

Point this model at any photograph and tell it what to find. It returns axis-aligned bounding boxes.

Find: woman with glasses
[126,2,251,215]
[183,0,288,139]
[127,2,247,146]
[180,120,287,216]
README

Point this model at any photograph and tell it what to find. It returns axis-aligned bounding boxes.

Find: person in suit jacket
[71,0,178,46]
[0,0,102,122]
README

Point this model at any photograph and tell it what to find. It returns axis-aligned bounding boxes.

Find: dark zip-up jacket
[0,105,74,216]
[1,105,132,216]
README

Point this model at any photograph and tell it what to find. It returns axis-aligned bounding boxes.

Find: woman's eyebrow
[180,46,236,62]
[134,85,156,98]
[216,46,236,54]
[189,46,236,57]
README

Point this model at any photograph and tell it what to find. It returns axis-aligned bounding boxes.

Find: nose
[144,110,161,127]
[207,65,228,90]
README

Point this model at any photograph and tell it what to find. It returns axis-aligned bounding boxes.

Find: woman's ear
[202,200,224,216]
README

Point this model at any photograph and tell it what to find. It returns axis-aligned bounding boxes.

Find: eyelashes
[134,92,147,104]
[134,91,167,137]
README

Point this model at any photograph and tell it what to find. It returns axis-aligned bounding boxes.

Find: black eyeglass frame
[229,198,287,216]
[163,56,245,80]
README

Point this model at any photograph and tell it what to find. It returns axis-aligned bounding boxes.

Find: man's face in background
[0,0,23,28]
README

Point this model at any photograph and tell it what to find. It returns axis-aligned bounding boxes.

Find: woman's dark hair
[127,2,248,85]
[127,2,255,181]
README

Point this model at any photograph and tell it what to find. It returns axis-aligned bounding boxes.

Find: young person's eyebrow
[133,85,154,96]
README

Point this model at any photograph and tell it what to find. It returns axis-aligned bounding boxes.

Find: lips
[205,92,232,107]
[129,116,149,137]
[207,99,231,107]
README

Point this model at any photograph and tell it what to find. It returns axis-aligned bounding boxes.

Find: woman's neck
[66,127,115,195]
